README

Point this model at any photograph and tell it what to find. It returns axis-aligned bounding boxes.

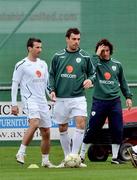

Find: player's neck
[66,47,79,52]
[27,54,37,62]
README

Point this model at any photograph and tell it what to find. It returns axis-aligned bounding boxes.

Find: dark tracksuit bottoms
[83,97,123,144]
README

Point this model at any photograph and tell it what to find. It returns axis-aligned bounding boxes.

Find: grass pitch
[0,143,137,180]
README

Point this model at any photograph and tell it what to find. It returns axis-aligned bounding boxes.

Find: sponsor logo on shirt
[61,74,76,78]
[99,80,114,85]
[104,72,111,80]
[66,65,73,73]
[35,70,42,78]
[100,71,114,84]
[61,65,76,78]
[33,79,45,82]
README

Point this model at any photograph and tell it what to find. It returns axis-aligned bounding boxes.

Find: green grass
[0,144,137,180]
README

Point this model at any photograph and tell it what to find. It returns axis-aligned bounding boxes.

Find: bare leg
[40,127,50,155]
[40,127,56,167]
[22,118,39,145]
[16,118,39,164]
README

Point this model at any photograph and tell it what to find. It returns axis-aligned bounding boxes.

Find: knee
[75,116,86,129]
[59,124,68,132]
[76,120,86,129]
[41,128,50,139]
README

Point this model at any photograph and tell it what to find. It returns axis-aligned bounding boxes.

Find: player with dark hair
[49,28,95,168]
[11,37,55,168]
[81,38,132,164]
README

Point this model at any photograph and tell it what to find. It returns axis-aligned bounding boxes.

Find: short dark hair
[65,28,80,38]
[95,39,113,55]
[27,38,41,49]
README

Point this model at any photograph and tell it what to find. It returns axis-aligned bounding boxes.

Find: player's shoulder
[111,58,122,65]
[38,58,47,64]
[37,58,48,68]
[15,57,27,70]
[54,49,66,56]
[79,49,90,58]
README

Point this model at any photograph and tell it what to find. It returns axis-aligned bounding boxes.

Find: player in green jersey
[81,39,132,164]
[49,28,95,168]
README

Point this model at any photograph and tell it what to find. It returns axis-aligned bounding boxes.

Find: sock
[80,142,89,159]
[71,128,85,154]
[18,144,27,155]
[132,145,137,153]
[60,131,71,158]
[42,154,49,163]
[112,144,120,159]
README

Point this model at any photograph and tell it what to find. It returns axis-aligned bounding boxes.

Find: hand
[50,91,56,102]
[126,98,132,111]
[96,45,105,57]
[83,79,93,89]
[11,106,19,115]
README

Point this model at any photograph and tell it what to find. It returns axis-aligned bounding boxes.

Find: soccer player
[82,39,132,164]
[127,146,137,168]
[11,38,55,168]
[49,28,95,168]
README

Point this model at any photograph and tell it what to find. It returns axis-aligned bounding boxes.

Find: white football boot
[41,160,56,168]
[16,153,25,164]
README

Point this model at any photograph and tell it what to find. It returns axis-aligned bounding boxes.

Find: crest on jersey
[76,57,81,63]
[112,66,116,71]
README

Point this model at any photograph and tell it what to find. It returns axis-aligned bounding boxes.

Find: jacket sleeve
[48,55,57,93]
[118,64,133,99]
[11,81,19,106]
[11,62,23,105]
[86,56,96,83]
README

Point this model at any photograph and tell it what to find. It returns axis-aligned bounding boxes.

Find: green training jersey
[92,55,132,100]
[49,48,95,98]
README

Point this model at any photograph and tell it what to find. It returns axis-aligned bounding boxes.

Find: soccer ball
[64,153,81,168]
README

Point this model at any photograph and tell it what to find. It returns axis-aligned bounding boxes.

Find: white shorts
[22,100,51,128]
[53,96,87,124]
